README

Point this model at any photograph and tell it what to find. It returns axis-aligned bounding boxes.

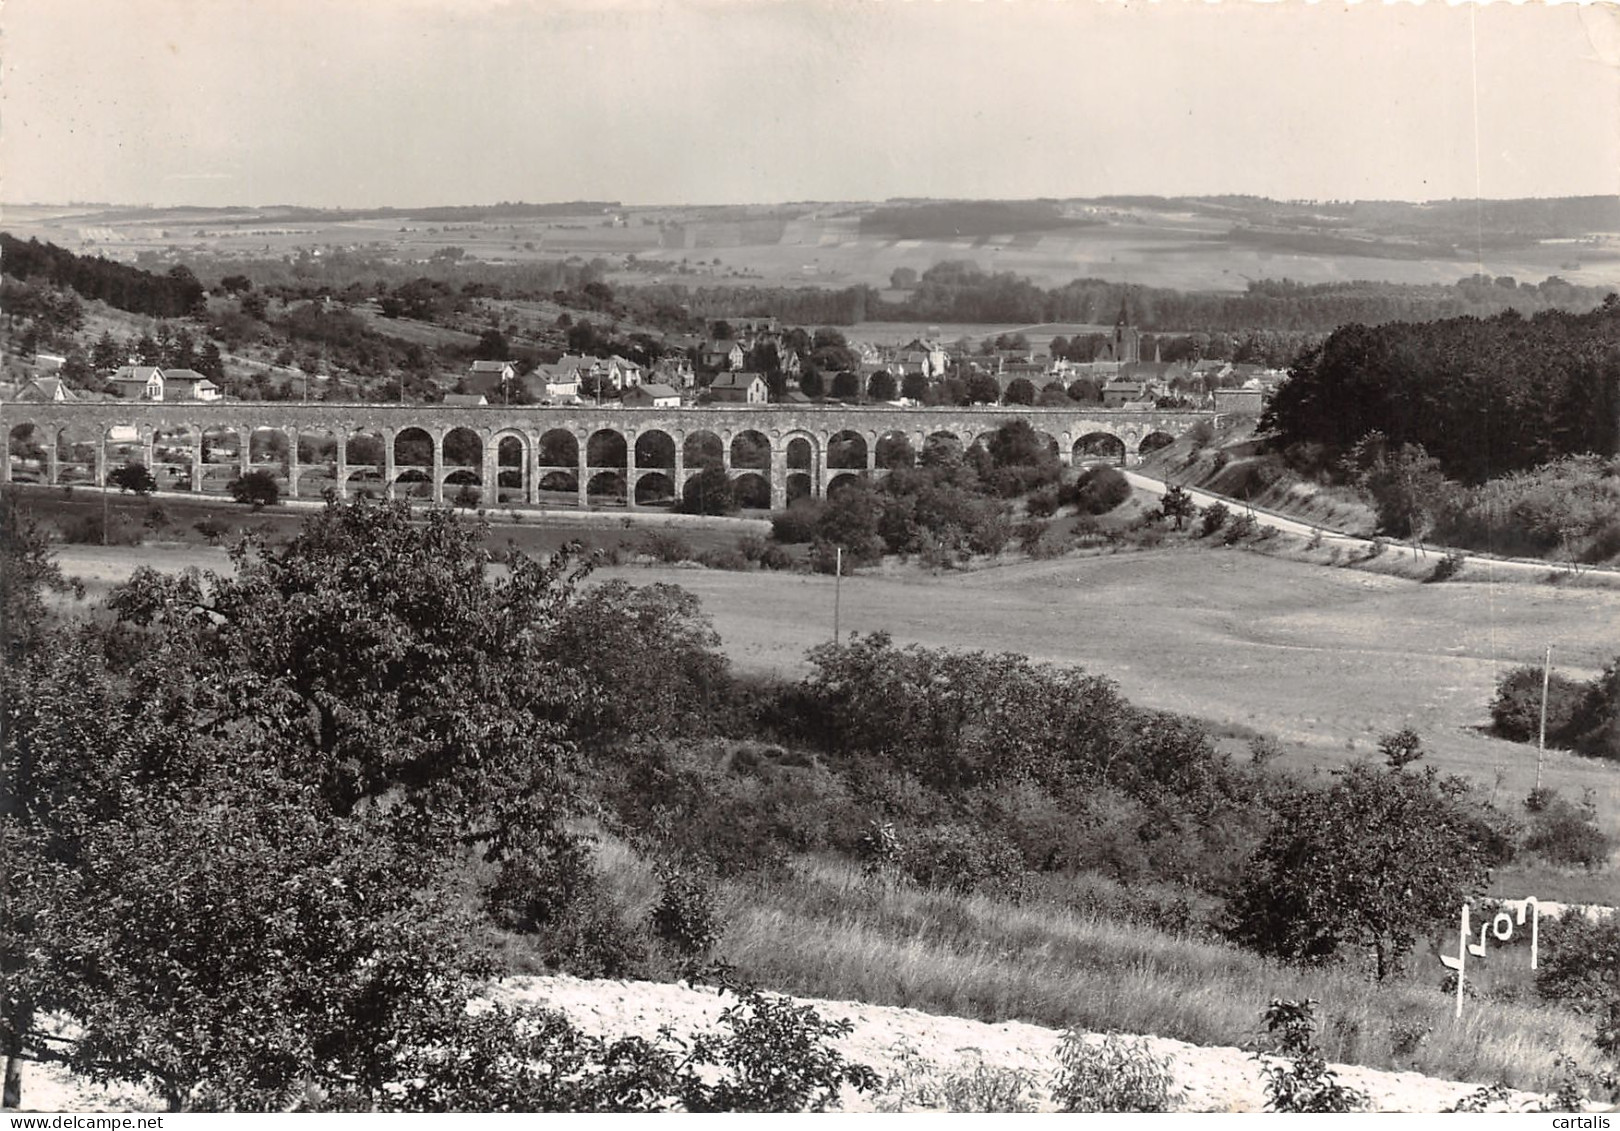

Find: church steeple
[1113,293,1139,365]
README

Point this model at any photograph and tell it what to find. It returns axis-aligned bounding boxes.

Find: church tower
[1113,296,1141,365]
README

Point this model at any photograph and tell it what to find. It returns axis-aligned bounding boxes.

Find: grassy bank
[570,840,1603,1095]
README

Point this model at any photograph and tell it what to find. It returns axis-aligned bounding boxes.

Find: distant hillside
[860,200,1100,240]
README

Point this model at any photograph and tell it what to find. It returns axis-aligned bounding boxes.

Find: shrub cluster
[1491,657,1620,761]
[1052,1031,1178,1113]
[1070,466,1132,515]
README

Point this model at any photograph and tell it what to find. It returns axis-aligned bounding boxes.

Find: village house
[1213,388,1266,415]
[110,365,165,401]
[10,376,82,403]
[700,340,746,372]
[531,358,583,402]
[606,355,644,390]
[706,371,769,404]
[1102,378,1152,408]
[620,382,682,409]
[161,368,223,402]
[465,360,517,399]
[649,355,697,389]
[899,339,950,380]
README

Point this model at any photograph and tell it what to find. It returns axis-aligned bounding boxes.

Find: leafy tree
[830,370,860,400]
[1004,377,1036,406]
[900,371,929,402]
[1068,378,1102,403]
[548,580,731,741]
[680,465,737,515]
[109,462,158,497]
[477,327,510,359]
[1378,727,1424,769]
[1157,485,1196,530]
[966,373,1002,405]
[228,469,281,508]
[798,367,825,399]
[91,330,123,372]
[1225,762,1504,979]
[1342,433,1453,540]
[867,370,897,401]
[814,479,885,564]
[0,488,82,659]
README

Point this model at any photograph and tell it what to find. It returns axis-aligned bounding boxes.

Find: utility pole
[833,546,842,642]
[1535,644,1552,794]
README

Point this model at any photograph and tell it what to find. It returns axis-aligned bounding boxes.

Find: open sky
[4,0,1618,208]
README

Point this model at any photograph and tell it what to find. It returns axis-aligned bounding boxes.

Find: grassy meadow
[36,481,1620,902]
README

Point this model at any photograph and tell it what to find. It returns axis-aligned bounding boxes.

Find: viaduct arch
[1,403,1218,511]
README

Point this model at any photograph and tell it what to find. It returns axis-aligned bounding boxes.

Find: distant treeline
[664,261,1618,334]
[1,233,204,319]
[1261,298,1620,483]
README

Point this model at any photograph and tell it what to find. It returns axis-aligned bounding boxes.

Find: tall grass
[578,853,1601,1093]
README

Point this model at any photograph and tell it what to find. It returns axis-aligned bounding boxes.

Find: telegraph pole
[1535,644,1552,794]
[832,546,842,642]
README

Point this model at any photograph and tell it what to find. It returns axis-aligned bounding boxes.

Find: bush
[1490,666,1592,746]
[228,469,281,508]
[62,512,142,546]
[1523,791,1613,869]
[756,543,794,570]
[938,1062,1037,1113]
[897,823,1025,896]
[1025,484,1060,518]
[193,517,230,545]
[1014,517,1049,557]
[697,548,750,571]
[1222,513,1258,544]
[1426,549,1467,583]
[640,529,695,564]
[1255,1000,1365,1113]
[1073,466,1131,515]
[771,502,823,544]
[1199,502,1230,537]
[649,859,722,967]
[679,466,737,515]
[1536,915,1620,1013]
[681,988,881,1113]
[109,462,158,496]
[1051,1031,1177,1113]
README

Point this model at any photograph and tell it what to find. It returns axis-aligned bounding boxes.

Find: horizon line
[7,191,1620,214]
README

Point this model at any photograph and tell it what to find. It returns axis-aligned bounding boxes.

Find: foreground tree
[1225,761,1507,979]
[1,496,752,1110]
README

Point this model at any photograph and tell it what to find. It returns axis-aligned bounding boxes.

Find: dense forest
[1261,298,1620,483]
[1,234,205,319]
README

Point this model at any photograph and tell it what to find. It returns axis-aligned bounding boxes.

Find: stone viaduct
[1,401,1218,510]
